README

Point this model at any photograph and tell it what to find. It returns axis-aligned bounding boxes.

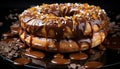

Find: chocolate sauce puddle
[51,53,70,64]
[13,57,30,65]
[69,52,88,60]
[24,50,45,59]
[84,61,103,69]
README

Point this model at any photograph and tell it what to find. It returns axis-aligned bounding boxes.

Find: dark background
[0,0,119,10]
[0,0,120,69]
[0,0,120,13]
[0,0,119,31]
[0,0,120,22]
[0,0,120,24]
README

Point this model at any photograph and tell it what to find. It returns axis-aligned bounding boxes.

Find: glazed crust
[19,3,108,38]
[19,29,106,53]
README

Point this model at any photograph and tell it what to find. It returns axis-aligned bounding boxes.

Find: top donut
[19,3,108,39]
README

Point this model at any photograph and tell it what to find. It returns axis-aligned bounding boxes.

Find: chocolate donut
[19,3,108,38]
[18,3,109,53]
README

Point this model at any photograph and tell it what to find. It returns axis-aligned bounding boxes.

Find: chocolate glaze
[30,34,33,47]
[19,3,109,39]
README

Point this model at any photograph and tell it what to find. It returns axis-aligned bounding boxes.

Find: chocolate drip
[75,17,86,39]
[88,21,94,49]
[30,34,33,47]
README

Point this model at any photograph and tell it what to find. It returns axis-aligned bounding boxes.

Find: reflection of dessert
[18,3,109,53]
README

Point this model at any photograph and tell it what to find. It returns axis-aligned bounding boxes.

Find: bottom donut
[19,30,106,53]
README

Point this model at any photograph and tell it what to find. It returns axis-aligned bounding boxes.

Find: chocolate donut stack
[18,3,109,53]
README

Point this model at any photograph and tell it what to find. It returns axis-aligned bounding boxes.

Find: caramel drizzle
[30,34,33,47]
[89,21,94,49]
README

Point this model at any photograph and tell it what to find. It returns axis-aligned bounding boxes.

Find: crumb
[0,38,22,59]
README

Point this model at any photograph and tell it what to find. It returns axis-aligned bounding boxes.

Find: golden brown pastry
[19,28,106,53]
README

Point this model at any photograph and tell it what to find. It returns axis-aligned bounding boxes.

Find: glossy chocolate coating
[19,3,109,39]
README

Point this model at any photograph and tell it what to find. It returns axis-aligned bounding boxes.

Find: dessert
[18,3,109,53]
